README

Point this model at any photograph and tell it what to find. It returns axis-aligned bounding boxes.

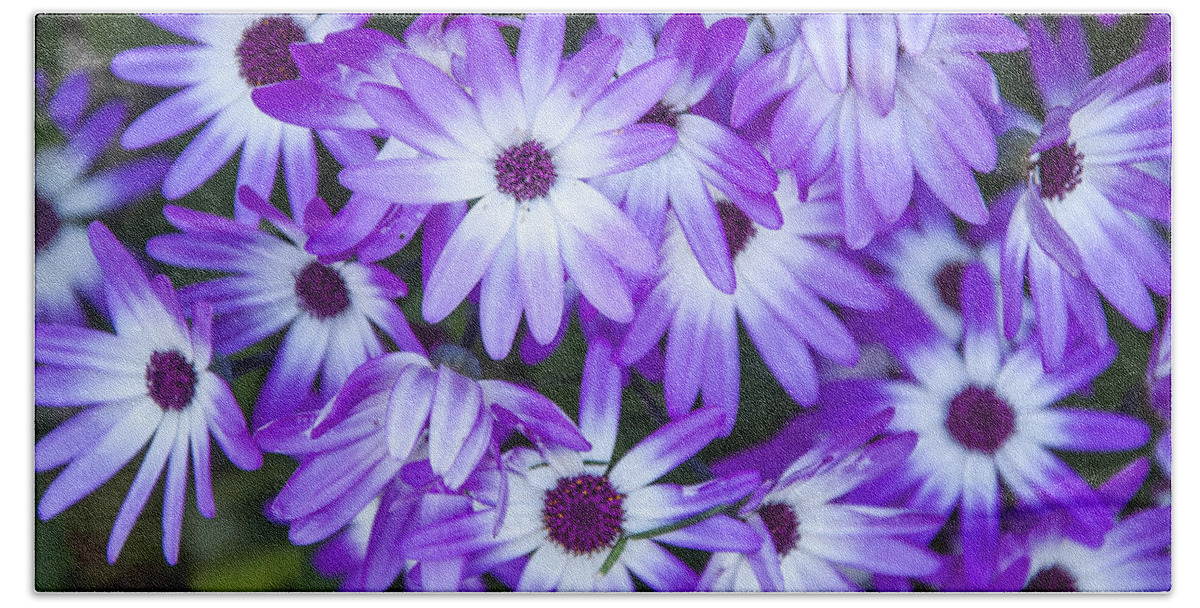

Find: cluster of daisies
[34,13,1170,591]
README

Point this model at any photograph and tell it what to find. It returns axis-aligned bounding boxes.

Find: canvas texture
[33,13,1171,592]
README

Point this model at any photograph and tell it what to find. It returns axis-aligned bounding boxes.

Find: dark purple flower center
[495,140,557,202]
[35,193,60,252]
[146,351,197,411]
[637,101,680,129]
[946,386,1015,454]
[934,261,968,311]
[542,474,625,555]
[1036,142,1084,202]
[758,502,800,556]
[236,17,306,87]
[1024,565,1078,592]
[718,202,757,259]
[294,261,350,320]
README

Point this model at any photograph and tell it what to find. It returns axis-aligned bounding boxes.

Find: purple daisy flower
[834,262,1149,588]
[404,403,761,591]
[935,457,1150,591]
[35,71,169,324]
[251,15,519,267]
[310,465,500,591]
[866,193,1032,343]
[1019,471,1170,592]
[620,170,887,434]
[337,14,680,357]
[146,187,423,427]
[589,14,781,294]
[256,346,591,548]
[112,13,368,222]
[732,14,1028,248]
[1000,17,1170,367]
[699,410,942,591]
[35,222,261,564]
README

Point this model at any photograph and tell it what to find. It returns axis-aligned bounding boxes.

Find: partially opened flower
[1021,494,1169,591]
[147,187,423,427]
[833,262,1149,588]
[256,345,592,548]
[1000,17,1170,367]
[732,14,1028,248]
[590,14,781,294]
[308,461,503,591]
[620,170,886,434]
[338,14,680,358]
[113,13,368,222]
[35,222,261,564]
[35,71,168,324]
[982,458,1169,592]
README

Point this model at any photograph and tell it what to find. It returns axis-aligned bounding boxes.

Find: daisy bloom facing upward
[35,223,261,565]
[835,262,1149,588]
[338,14,681,358]
[147,187,423,427]
[621,170,887,434]
[113,13,368,222]
[402,380,761,591]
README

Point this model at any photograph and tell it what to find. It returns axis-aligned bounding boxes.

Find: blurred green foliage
[34,12,1167,591]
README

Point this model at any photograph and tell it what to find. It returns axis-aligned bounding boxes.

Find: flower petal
[610,407,724,491]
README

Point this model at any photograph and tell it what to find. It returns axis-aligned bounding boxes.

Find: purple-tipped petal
[578,339,621,463]
[801,14,849,92]
[40,402,160,521]
[849,15,898,115]
[385,365,435,460]
[48,72,89,133]
[107,414,177,564]
[610,407,724,491]
[515,201,564,345]
[960,454,1000,589]
[517,14,565,112]
[482,380,589,451]
[200,375,260,471]
[464,16,525,140]
[427,366,483,476]
[1034,409,1150,452]
[621,539,699,591]
[340,156,491,205]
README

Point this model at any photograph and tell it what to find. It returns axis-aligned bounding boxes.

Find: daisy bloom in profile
[35,71,168,324]
[733,14,1028,248]
[1000,17,1170,367]
[339,14,680,358]
[257,343,592,548]
[591,13,781,294]
[113,13,368,222]
[701,411,942,591]
[35,222,261,564]
[621,170,886,434]
[147,187,423,427]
